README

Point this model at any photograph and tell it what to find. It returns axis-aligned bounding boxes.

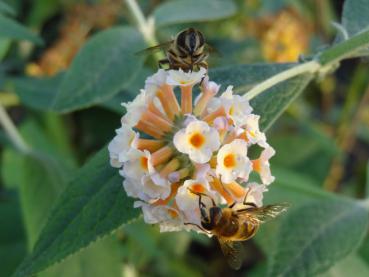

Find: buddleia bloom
[108,68,276,233]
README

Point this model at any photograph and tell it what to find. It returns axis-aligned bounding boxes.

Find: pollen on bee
[189,132,205,148]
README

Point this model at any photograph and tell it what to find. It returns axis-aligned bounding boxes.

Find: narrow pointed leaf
[13,148,138,277]
[153,0,236,27]
[52,27,145,112]
[342,0,369,37]
[0,14,42,44]
[268,200,369,277]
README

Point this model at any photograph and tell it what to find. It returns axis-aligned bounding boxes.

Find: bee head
[176,28,205,55]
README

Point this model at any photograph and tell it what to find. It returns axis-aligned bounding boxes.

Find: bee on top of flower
[108,67,276,233]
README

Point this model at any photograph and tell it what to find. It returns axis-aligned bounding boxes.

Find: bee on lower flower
[108,66,287,268]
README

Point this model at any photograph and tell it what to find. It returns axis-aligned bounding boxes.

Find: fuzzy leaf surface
[268,200,369,277]
[52,27,144,112]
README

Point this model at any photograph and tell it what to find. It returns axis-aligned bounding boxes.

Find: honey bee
[138,28,210,71]
[187,190,289,270]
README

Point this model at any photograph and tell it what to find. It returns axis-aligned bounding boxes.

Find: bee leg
[242,201,257,207]
[188,189,216,207]
[197,61,208,70]
[229,188,258,209]
[158,59,169,69]
[198,194,211,223]
[241,188,257,208]
[184,222,211,234]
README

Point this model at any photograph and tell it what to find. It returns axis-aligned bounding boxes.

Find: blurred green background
[1,0,369,276]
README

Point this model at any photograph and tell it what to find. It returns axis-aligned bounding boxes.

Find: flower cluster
[108,68,275,232]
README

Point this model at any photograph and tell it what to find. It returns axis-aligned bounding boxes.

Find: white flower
[245,183,268,207]
[173,120,220,163]
[109,67,277,233]
[207,86,253,126]
[108,124,138,168]
[120,149,150,181]
[122,89,155,127]
[134,201,182,232]
[144,69,168,93]
[253,146,275,185]
[167,67,207,87]
[175,178,217,226]
[121,149,171,199]
[242,114,267,146]
[141,175,171,200]
[216,139,252,183]
[193,163,211,180]
[201,75,221,95]
[194,77,221,105]
[122,177,149,201]
[213,116,229,131]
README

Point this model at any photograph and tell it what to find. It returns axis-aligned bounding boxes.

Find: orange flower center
[140,157,148,171]
[223,154,236,168]
[190,183,205,193]
[189,132,205,148]
[252,159,261,172]
[168,209,178,218]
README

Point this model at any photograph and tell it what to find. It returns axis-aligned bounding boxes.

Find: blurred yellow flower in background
[261,9,311,62]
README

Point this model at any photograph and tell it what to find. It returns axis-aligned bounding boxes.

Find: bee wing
[205,43,222,56]
[238,203,290,223]
[218,238,245,270]
[135,40,174,56]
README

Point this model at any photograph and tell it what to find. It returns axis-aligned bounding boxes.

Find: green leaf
[268,199,369,277]
[13,148,139,277]
[0,14,42,44]
[342,0,369,37]
[19,153,71,248]
[318,255,369,277]
[210,63,313,130]
[39,235,122,277]
[100,67,154,113]
[0,190,27,277]
[52,27,145,113]
[2,120,75,248]
[266,167,341,205]
[11,73,64,111]
[255,168,343,255]
[359,234,369,264]
[153,0,236,27]
[27,0,60,28]
[3,120,122,277]
[366,161,369,198]
[318,29,369,65]
[0,38,11,60]
[0,1,15,16]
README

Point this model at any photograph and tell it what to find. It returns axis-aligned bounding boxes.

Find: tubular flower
[108,68,276,233]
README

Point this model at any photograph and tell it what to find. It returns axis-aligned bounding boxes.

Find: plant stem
[125,0,164,61]
[244,60,321,100]
[0,104,30,153]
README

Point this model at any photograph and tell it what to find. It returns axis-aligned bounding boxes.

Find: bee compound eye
[176,31,187,48]
[198,31,205,47]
